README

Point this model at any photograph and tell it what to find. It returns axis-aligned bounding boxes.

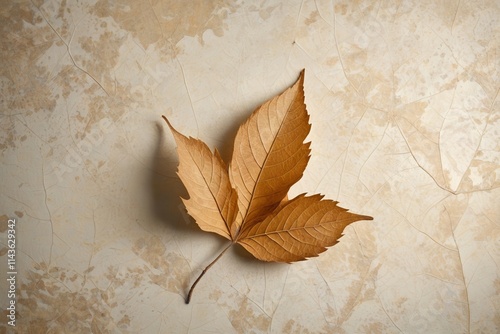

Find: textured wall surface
[1,0,499,333]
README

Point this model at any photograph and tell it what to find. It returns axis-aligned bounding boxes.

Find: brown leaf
[162,70,373,303]
[229,70,311,231]
[237,194,373,262]
[163,117,240,240]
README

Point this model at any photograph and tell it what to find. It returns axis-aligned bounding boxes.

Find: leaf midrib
[239,217,359,240]
[240,96,298,231]
[188,146,232,238]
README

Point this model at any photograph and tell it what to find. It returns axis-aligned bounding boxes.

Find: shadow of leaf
[150,120,200,234]
[215,112,248,163]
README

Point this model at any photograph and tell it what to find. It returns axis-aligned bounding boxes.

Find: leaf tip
[162,115,186,144]
[297,68,306,84]
[161,115,175,131]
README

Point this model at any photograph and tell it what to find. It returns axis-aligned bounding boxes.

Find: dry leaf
[162,70,373,303]
[164,119,239,240]
[237,194,371,262]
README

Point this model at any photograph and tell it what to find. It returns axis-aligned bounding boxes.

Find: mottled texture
[0,0,499,333]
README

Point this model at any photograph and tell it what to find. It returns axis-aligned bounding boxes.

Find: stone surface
[1,0,499,333]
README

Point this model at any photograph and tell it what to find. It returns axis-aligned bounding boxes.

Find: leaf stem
[185,242,233,304]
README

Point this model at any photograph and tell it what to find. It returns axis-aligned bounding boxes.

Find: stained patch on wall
[92,0,239,50]
[0,2,57,154]
[132,236,191,294]
[16,262,130,333]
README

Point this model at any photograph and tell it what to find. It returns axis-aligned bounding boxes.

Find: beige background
[1,0,499,333]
